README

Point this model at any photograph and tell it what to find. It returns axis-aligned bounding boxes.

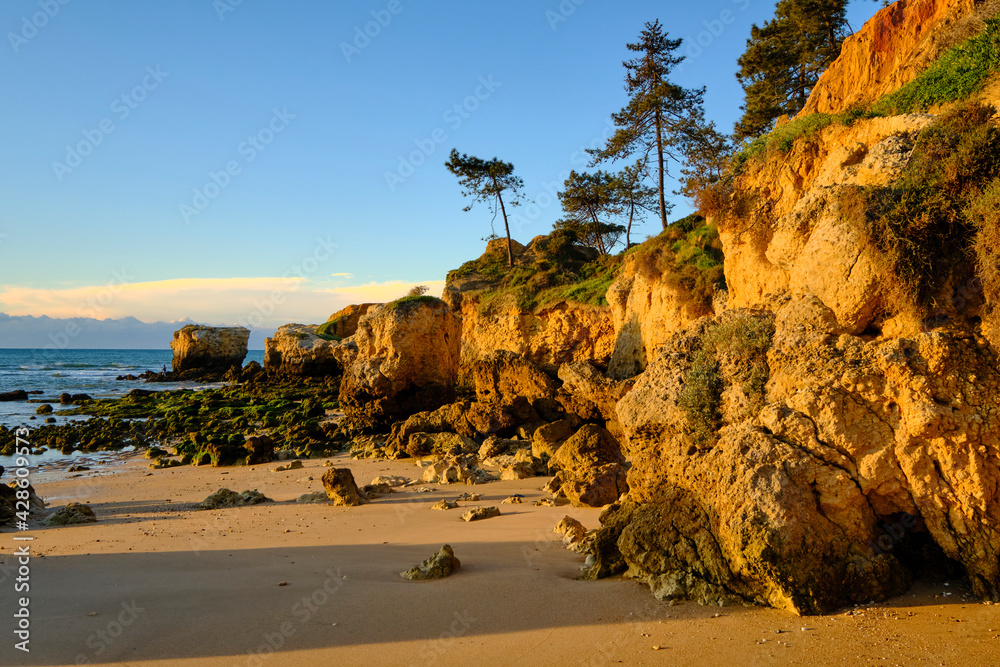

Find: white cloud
[0,277,446,329]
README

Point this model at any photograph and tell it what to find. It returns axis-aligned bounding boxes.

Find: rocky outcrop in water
[170,325,249,375]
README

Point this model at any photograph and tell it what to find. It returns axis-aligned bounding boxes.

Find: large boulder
[557,361,634,421]
[549,424,624,474]
[472,350,556,405]
[322,467,365,506]
[599,298,1000,614]
[264,324,350,376]
[339,298,461,433]
[171,325,249,375]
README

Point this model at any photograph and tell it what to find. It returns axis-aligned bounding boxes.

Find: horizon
[0,1,882,347]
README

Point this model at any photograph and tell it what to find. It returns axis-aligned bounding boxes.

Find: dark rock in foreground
[400,544,461,580]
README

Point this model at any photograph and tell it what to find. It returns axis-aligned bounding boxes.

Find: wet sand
[2,453,1000,666]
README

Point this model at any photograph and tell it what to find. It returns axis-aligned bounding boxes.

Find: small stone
[400,545,460,581]
[431,500,458,511]
[502,495,523,504]
[462,506,501,522]
[278,581,288,586]
[456,493,481,502]
[274,460,304,472]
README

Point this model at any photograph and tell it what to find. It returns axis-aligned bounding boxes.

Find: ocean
[0,348,265,467]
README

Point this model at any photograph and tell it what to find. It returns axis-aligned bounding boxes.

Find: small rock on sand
[45,502,97,526]
[400,545,460,581]
[274,460,304,472]
[431,500,458,511]
[502,495,523,504]
[198,488,272,509]
[295,492,329,504]
[456,493,481,502]
[462,506,501,522]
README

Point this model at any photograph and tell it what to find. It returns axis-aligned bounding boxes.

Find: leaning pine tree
[444,149,526,268]
[589,19,707,230]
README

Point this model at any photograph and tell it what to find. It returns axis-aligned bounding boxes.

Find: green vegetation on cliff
[449,219,724,315]
[841,101,1000,319]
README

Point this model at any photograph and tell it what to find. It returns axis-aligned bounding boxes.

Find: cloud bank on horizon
[0,277,444,348]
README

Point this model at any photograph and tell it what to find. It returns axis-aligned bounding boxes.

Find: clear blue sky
[0,0,882,330]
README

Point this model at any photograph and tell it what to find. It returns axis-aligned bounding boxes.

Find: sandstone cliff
[801,0,989,116]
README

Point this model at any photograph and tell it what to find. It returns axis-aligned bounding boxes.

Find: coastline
[2,453,998,666]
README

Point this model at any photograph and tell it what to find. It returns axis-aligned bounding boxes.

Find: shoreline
[2,454,998,666]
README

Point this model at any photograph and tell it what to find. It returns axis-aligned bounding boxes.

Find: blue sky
[0,0,882,336]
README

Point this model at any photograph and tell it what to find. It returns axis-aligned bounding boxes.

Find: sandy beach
[1,455,998,667]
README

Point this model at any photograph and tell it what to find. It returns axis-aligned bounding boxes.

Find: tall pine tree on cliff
[734,0,850,140]
[589,20,706,230]
[445,149,526,268]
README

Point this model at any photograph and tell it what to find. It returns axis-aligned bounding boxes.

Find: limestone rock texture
[170,325,249,374]
[606,249,710,379]
[451,297,614,383]
[339,299,461,433]
[400,545,461,580]
[605,299,1000,613]
[722,114,939,335]
[318,303,378,338]
[264,324,350,376]
[801,0,984,116]
[322,468,365,507]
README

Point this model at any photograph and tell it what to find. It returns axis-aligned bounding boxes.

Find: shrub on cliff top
[840,101,1000,319]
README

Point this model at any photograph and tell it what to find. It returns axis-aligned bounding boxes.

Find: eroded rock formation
[170,325,249,375]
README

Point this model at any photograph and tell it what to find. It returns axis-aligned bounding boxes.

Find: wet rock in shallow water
[67,465,90,473]
[35,404,53,415]
[321,468,365,507]
[431,500,458,510]
[0,390,28,402]
[400,544,460,581]
[295,492,328,504]
[462,506,501,522]
[274,460,304,472]
[45,502,97,526]
[198,488,272,509]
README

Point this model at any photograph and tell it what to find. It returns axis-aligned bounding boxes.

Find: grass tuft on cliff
[387,295,446,312]
[451,221,724,316]
[679,313,775,447]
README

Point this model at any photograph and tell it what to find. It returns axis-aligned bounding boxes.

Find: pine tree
[735,0,850,140]
[589,20,707,230]
[555,170,626,255]
[614,160,659,249]
[444,149,526,268]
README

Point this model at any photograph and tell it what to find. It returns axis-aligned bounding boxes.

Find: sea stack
[170,325,250,375]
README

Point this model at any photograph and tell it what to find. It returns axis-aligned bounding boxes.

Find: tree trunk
[498,193,514,268]
[655,108,667,229]
[626,201,635,249]
[590,210,606,255]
